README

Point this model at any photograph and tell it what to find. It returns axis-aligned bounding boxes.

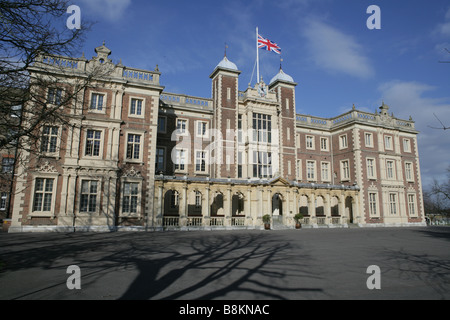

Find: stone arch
[299,194,309,215]
[272,192,283,216]
[164,189,179,216]
[188,189,202,216]
[232,191,245,216]
[315,195,325,216]
[331,196,339,216]
[211,191,224,216]
[345,196,354,223]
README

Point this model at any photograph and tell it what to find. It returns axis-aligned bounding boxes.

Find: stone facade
[8,44,426,232]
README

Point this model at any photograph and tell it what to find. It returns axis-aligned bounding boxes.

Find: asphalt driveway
[0,227,449,301]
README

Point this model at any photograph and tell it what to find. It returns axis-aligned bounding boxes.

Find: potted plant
[262,214,271,230]
[294,213,304,229]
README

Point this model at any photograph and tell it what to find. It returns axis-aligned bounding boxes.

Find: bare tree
[0,0,96,153]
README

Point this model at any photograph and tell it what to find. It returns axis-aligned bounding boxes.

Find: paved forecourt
[0,227,449,300]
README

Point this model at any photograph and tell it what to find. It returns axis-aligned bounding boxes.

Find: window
[320,137,328,151]
[90,93,104,111]
[195,191,202,208]
[386,160,395,180]
[130,98,143,116]
[85,130,102,156]
[2,157,14,173]
[32,178,54,212]
[176,119,188,135]
[126,134,141,160]
[384,135,392,150]
[296,160,302,180]
[408,194,416,216]
[341,160,350,181]
[403,139,411,152]
[369,193,378,216]
[306,136,314,149]
[80,180,98,213]
[253,151,272,178]
[0,192,7,210]
[253,113,271,143]
[122,182,139,214]
[367,158,376,179]
[321,162,330,181]
[195,151,207,172]
[237,115,243,144]
[405,162,414,181]
[155,147,165,172]
[158,116,166,133]
[365,132,373,147]
[197,121,208,137]
[339,134,348,149]
[174,149,187,171]
[389,193,397,215]
[170,190,179,208]
[237,152,243,178]
[41,126,59,153]
[47,88,62,105]
[306,160,316,181]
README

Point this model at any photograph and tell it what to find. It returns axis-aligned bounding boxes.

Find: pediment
[268,176,291,186]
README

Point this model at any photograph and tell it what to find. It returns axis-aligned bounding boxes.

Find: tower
[209,55,241,178]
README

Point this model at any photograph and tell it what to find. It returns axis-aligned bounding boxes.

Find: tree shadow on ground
[118,232,323,300]
[0,231,324,300]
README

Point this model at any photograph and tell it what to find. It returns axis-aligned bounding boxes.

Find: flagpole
[256,26,260,84]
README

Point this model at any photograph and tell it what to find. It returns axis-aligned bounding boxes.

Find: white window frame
[128,97,145,118]
[176,118,188,136]
[407,193,417,217]
[79,179,100,214]
[386,160,395,180]
[195,150,208,173]
[84,128,104,158]
[47,87,63,105]
[120,179,142,218]
[196,120,209,138]
[30,175,57,217]
[339,134,348,149]
[320,137,329,151]
[174,148,188,172]
[306,160,316,181]
[384,135,393,150]
[389,193,398,215]
[340,160,350,181]
[306,135,315,150]
[405,162,414,182]
[364,132,373,148]
[125,131,144,162]
[321,161,330,182]
[366,157,377,179]
[296,159,302,180]
[403,138,411,153]
[89,92,106,113]
[368,192,378,216]
[40,125,62,156]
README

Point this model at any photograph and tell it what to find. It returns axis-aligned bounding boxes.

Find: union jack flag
[258,34,282,54]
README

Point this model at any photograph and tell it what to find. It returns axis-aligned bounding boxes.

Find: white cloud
[302,20,374,79]
[78,0,132,21]
[378,80,450,186]
[434,7,450,37]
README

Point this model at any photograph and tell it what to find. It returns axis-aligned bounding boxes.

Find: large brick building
[8,44,426,232]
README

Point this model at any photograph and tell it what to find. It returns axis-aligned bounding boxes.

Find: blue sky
[73,0,450,186]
